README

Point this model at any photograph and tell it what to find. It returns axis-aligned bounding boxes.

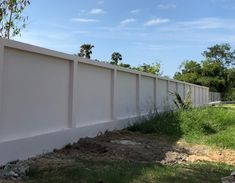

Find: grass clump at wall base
[127,111,182,138]
[128,106,235,149]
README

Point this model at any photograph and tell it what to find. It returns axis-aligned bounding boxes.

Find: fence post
[69,58,79,128]
[183,83,186,99]
[136,74,141,116]
[166,80,169,104]
[111,69,117,120]
[176,82,179,93]
[154,78,158,110]
[204,88,206,105]
[193,86,196,106]
[202,88,204,105]
[0,41,4,125]
[207,89,209,103]
[199,87,202,105]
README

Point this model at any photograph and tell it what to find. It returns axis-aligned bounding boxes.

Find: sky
[15,0,235,77]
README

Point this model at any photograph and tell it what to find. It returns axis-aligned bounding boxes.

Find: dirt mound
[56,130,188,164]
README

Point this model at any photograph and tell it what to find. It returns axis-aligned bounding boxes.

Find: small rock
[111,140,141,145]
[221,170,235,183]
[0,161,30,180]
[9,171,18,178]
[231,170,235,176]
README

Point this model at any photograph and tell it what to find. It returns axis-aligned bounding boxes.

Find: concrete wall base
[0,117,138,166]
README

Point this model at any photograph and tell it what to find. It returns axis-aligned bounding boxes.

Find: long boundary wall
[0,39,209,165]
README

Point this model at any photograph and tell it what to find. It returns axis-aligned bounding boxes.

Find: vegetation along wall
[0,39,209,165]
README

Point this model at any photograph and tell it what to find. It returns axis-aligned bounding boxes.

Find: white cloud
[144,18,170,26]
[210,0,232,3]
[97,1,104,4]
[120,18,136,26]
[89,8,106,14]
[177,18,235,29]
[157,4,176,9]
[130,9,141,14]
[71,18,98,23]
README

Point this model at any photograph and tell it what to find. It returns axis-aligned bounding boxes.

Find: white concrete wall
[209,92,221,102]
[140,76,155,114]
[0,47,71,142]
[0,39,210,165]
[77,63,112,126]
[168,81,177,109]
[156,79,168,111]
[116,71,138,119]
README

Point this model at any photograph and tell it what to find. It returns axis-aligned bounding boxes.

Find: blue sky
[16,0,235,77]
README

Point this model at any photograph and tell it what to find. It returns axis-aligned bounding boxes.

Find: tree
[174,44,235,98]
[109,52,131,68]
[133,62,162,75]
[174,72,201,85]
[119,62,131,68]
[201,59,226,77]
[202,43,235,66]
[0,0,30,39]
[179,60,202,74]
[78,44,94,59]
[110,52,122,65]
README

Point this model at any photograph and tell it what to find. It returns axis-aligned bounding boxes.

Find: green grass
[128,106,235,149]
[27,160,234,183]
[219,104,235,109]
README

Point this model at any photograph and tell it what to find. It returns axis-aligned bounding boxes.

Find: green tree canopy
[133,62,162,76]
[202,43,235,66]
[78,44,94,59]
[174,43,235,99]
[0,0,30,39]
[179,60,202,74]
[110,52,131,68]
[110,52,122,65]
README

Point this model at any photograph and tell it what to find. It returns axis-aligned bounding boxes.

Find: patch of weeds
[127,111,182,140]
[128,106,235,149]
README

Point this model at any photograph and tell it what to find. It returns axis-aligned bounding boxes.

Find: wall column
[69,58,79,128]
[136,74,141,116]
[166,80,169,103]
[154,78,158,110]
[0,41,5,125]
[111,69,117,120]
[183,83,186,99]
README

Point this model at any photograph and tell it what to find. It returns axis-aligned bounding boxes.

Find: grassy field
[128,105,235,149]
[28,160,233,183]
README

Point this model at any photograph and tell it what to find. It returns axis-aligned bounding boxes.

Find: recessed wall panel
[77,63,112,126]
[116,71,137,118]
[140,76,155,114]
[0,48,70,141]
[156,79,168,111]
[169,81,177,109]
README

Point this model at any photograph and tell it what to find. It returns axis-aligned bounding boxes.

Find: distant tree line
[174,43,235,100]
[77,43,162,76]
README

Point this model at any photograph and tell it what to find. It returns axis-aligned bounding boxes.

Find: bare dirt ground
[1,130,235,182]
[32,130,235,168]
[178,141,235,165]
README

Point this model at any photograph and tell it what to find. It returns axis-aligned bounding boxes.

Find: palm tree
[110,52,122,65]
[78,44,94,59]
